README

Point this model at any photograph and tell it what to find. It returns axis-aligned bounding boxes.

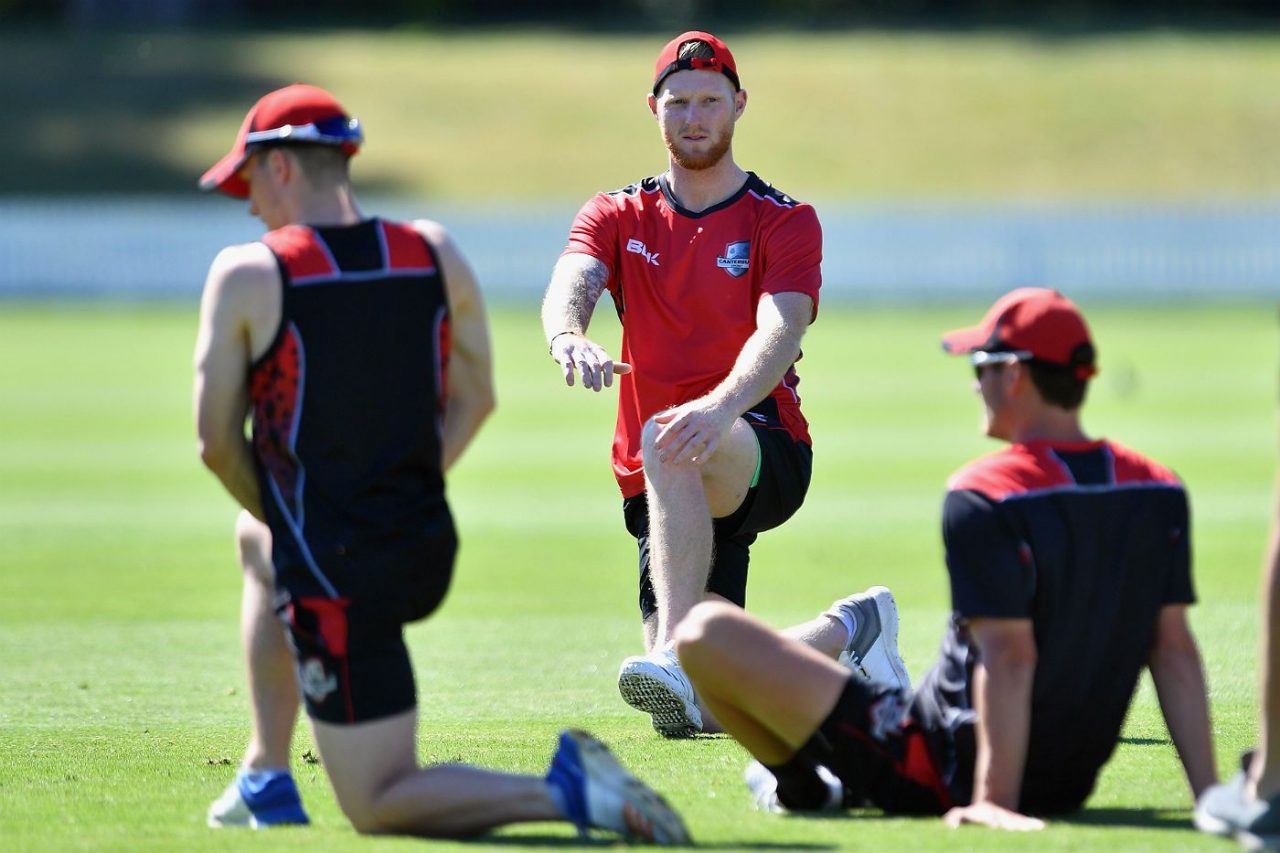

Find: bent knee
[674,601,741,666]
[639,416,665,467]
[341,795,404,836]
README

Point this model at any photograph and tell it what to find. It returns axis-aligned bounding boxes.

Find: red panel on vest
[263,225,338,280]
[380,220,436,273]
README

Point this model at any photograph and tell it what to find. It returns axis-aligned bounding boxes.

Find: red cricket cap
[199,83,363,199]
[652,30,740,96]
[941,287,1098,378]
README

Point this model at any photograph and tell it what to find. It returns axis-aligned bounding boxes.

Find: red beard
[664,124,733,171]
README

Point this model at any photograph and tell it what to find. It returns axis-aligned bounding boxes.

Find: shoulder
[410,217,481,302]
[946,445,1058,501]
[743,175,821,236]
[409,217,470,270]
[744,174,809,210]
[581,177,663,212]
[409,217,451,250]
[206,241,278,295]
[1104,440,1184,488]
[607,176,663,198]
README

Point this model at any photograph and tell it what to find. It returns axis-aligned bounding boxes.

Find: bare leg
[235,511,300,771]
[674,601,849,763]
[310,710,560,836]
[783,614,849,660]
[642,417,758,645]
[1251,485,1280,800]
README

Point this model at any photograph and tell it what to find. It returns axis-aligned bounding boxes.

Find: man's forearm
[705,318,803,418]
[972,657,1036,808]
[541,254,608,343]
[1151,648,1217,798]
[441,390,495,472]
[202,438,264,521]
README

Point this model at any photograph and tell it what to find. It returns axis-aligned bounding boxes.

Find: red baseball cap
[199,83,363,199]
[941,287,1098,378]
[652,31,740,96]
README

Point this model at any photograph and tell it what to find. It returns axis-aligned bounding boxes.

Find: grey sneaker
[743,759,843,814]
[1196,771,1280,850]
[546,729,691,845]
[827,586,912,692]
[617,647,702,738]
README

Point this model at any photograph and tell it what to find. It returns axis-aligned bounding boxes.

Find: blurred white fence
[2,197,1277,302]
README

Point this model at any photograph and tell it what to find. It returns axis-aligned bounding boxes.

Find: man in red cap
[194,83,689,843]
[670,288,1217,828]
[541,30,827,738]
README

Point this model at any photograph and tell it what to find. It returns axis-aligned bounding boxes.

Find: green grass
[0,300,1274,850]
[7,28,1280,198]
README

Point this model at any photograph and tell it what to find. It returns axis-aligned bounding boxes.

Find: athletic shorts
[272,515,457,724]
[808,677,972,815]
[623,416,813,621]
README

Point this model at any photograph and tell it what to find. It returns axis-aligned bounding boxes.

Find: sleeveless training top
[249,218,453,599]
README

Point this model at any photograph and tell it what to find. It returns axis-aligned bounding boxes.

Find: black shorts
[809,678,973,815]
[272,515,457,724]
[623,417,813,621]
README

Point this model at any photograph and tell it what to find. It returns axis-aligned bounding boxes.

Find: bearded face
[652,69,742,172]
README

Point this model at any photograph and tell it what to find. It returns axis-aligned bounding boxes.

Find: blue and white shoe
[207,769,309,828]
[547,729,691,845]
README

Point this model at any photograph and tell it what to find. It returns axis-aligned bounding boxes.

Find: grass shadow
[1057,807,1191,830]
[483,837,831,850]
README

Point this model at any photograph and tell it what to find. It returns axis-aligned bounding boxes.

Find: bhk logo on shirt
[626,238,660,266]
[716,241,750,278]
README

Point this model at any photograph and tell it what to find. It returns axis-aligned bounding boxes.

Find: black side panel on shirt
[917,463,1192,813]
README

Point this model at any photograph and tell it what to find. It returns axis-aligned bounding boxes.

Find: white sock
[835,610,857,646]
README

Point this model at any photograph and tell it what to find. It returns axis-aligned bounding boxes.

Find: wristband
[548,331,578,355]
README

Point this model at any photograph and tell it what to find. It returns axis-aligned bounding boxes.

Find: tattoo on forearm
[548,255,609,333]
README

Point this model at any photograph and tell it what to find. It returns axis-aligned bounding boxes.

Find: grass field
[0,300,1275,851]
[7,28,1280,198]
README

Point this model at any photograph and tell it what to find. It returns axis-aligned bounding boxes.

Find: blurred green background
[3,1,1280,200]
[3,2,1279,850]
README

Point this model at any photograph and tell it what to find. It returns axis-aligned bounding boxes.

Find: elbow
[477,384,497,421]
[197,435,233,474]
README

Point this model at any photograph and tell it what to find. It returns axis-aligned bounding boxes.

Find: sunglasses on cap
[970,349,1032,379]
[245,115,363,147]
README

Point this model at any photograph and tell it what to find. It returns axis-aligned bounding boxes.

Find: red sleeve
[759,203,822,320]
[562,193,619,287]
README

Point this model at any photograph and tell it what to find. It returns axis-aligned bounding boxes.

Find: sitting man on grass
[676,288,1217,828]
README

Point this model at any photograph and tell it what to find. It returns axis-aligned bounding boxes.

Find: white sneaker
[617,647,702,738]
[827,586,912,691]
[743,759,843,813]
[547,729,692,845]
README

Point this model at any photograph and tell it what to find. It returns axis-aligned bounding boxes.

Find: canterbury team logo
[299,658,338,703]
[716,240,750,278]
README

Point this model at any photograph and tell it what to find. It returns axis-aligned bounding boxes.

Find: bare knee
[640,416,665,472]
[674,601,741,674]
[339,788,402,836]
[640,415,693,487]
[234,510,274,586]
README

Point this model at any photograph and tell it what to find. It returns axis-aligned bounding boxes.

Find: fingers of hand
[577,357,601,391]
